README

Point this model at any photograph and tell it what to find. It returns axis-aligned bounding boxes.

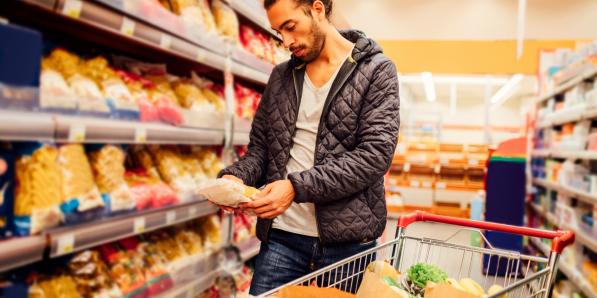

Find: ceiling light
[422,72,436,102]
[490,74,524,105]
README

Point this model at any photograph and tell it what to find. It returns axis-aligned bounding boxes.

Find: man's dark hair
[264,0,333,20]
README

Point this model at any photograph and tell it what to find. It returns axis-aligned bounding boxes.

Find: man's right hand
[216,175,244,213]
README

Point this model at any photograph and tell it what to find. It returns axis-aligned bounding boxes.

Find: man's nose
[281,33,294,49]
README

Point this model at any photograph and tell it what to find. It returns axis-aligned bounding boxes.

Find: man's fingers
[243,197,271,209]
[258,210,280,219]
[255,184,274,198]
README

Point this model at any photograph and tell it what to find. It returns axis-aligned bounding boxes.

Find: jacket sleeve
[288,60,400,204]
[218,70,276,188]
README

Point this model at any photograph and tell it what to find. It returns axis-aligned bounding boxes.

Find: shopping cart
[262,211,574,298]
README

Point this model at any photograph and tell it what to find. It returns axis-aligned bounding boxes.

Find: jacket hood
[290,29,383,66]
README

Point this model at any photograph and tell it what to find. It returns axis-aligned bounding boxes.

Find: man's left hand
[240,180,295,219]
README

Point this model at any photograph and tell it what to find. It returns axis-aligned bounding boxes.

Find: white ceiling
[334,0,597,40]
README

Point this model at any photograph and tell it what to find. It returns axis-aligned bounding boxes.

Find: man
[218,0,400,295]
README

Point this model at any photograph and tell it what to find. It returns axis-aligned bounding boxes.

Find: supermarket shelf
[8,0,270,85]
[54,115,225,145]
[156,253,220,298]
[531,149,597,160]
[0,110,54,142]
[533,178,597,205]
[529,203,597,253]
[225,0,279,38]
[530,238,597,298]
[46,198,218,258]
[536,106,597,128]
[236,236,260,261]
[536,67,597,104]
[233,118,252,145]
[0,236,46,273]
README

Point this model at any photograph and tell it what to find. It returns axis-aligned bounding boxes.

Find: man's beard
[299,20,325,63]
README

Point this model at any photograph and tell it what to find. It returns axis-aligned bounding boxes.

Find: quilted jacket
[220,30,400,244]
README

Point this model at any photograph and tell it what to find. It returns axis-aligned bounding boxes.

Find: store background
[0,0,595,297]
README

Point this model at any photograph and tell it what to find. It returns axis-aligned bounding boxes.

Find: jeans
[249,229,377,296]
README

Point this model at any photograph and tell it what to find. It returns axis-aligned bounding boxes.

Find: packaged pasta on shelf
[28,275,81,298]
[149,146,198,202]
[118,237,173,296]
[98,242,149,298]
[197,215,222,251]
[40,59,77,112]
[210,0,240,43]
[67,250,122,298]
[13,143,63,236]
[88,145,136,215]
[57,144,105,224]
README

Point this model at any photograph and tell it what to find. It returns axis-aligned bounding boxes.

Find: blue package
[0,23,42,110]
[107,98,141,120]
[0,143,15,238]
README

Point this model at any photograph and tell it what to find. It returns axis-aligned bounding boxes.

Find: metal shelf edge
[532,178,597,204]
[236,236,260,261]
[536,67,597,104]
[0,236,46,273]
[47,199,218,258]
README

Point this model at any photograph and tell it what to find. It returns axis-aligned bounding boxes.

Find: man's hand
[215,175,244,213]
[240,180,295,219]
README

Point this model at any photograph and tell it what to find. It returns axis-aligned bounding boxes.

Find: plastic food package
[210,0,239,42]
[68,250,122,298]
[192,147,224,179]
[197,179,258,207]
[57,144,105,224]
[89,145,136,214]
[197,215,222,250]
[28,275,81,298]
[170,0,216,33]
[119,237,173,296]
[117,70,160,122]
[150,146,197,201]
[39,68,77,111]
[235,84,261,119]
[125,169,179,210]
[13,144,63,235]
[99,243,149,298]
[0,145,15,238]
[172,79,216,113]
[190,73,225,113]
[174,226,204,255]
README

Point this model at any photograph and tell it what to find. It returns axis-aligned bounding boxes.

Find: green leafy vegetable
[407,263,448,289]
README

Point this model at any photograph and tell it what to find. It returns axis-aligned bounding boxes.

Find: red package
[151,182,179,208]
[155,97,183,125]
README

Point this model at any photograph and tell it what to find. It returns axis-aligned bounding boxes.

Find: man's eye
[286,25,295,32]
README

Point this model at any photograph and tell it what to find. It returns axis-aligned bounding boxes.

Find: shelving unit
[0,236,46,272]
[531,149,597,160]
[529,237,597,298]
[528,202,597,252]
[533,178,597,205]
[536,67,597,104]
[237,236,261,262]
[155,253,220,298]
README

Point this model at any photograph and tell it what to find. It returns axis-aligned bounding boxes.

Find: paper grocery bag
[276,285,355,298]
[424,283,479,298]
[356,270,408,298]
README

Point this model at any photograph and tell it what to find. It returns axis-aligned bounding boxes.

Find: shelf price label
[68,124,86,142]
[196,49,207,63]
[62,0,83,19]
[160,34,172,49]
[134,217,146,234]
[189,206,198,217]
[121,17,136,37]
[134,127,147,143]
[57,234,75,255]
[166,211,176,225]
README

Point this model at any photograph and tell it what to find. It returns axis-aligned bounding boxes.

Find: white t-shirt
[272,54,350,237]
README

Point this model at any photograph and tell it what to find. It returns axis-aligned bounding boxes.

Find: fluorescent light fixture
[421,72,436,102]
[400,75,509,85]
[490,74,524,105]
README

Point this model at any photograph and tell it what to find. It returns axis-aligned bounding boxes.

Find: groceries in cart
[196,178,260,207]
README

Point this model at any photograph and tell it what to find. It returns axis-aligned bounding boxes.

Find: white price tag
[166,211,176,225]
[160,34,172,49]
[134,217,146,234]
[134,127,147,143]
[68,124,86,142]
[62,0,83,19]
[410,180,420,188]
[436,182,447,189]
[57,234,75,255]
[121,17,136,36]
[189,206,198,217]
[196,49,207,63]
[422,181,432,188]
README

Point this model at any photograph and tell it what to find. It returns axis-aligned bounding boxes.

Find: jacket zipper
[311,57,358,241]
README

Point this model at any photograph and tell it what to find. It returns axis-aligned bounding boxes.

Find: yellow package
[57,144,104,214]
[14,145,63,235]
[151,147,196,198]
[211,0,239,42]
[29,275,81,298]
[171,0,216,32]
[198,215,222,250]
[89,145,136,213]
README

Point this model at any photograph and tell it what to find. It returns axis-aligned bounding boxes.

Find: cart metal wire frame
[263,211,574,298]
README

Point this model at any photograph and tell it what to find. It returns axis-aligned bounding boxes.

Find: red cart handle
[398,211,575,254]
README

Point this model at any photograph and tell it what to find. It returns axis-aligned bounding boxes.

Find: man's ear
[311,0,327,21]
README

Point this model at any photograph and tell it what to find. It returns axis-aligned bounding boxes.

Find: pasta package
[68,250,122,298]
[88,145,136,214]
[192,147,224,178]
[13,144,63,235]
[171,0,216,33]
[197,215,222,250]
[210,0,239,42]
[150,146,197,201]
[57,144,105,224]
[29,275,81,298]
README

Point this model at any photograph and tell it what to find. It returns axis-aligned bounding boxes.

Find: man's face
[267,0,326,63]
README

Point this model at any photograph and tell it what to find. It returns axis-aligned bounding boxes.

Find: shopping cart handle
[397,211,575,254]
